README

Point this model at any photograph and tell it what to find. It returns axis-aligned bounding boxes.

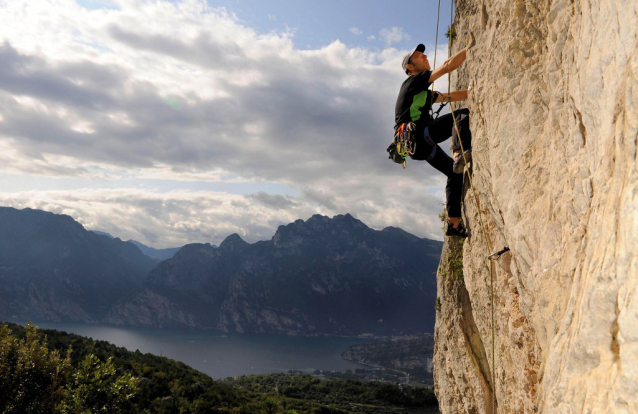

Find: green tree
[0,323,71,414]
[57,350,138,414]
[261,396,279,414]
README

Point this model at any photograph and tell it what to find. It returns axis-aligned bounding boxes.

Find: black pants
[410,108,472,218]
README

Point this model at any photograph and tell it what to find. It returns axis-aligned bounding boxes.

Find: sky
[0,0,459,248]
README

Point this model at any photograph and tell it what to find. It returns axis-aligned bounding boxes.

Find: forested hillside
[1,322,438,413]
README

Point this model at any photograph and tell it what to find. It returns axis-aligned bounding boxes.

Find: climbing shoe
[446,223,468,238]
[453,149,472,174]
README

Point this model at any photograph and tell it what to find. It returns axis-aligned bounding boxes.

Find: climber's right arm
[429,48,467,83]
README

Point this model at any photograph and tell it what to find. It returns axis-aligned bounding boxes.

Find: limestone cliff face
[434,0,637,413]
[103,289,196,328]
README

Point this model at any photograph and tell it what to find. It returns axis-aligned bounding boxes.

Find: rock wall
[104,289,197,328]
[433,0,637,413]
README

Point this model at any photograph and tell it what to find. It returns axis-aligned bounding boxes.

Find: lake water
[8,320,369,379]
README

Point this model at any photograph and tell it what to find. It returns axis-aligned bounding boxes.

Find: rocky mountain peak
[272,213,371,249]
[218,233,247,251]
[331,213,367,229]
[0,207,85,246]
[306,213,364,228]
[173,243,215,259]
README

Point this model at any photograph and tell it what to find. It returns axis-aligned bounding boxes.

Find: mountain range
[89,230,184,261]
[127,240,184,261]
[0,207,442,335]
[0,207,157,322]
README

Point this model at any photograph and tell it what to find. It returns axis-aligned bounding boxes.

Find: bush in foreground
[0,324,137,414]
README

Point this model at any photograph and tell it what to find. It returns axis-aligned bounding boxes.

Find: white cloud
[0,180,447,248]
[367,35,376,41]
[0,189,308,248]
[301,186,338,210]
[349,27,363,35]
[379,27,411,45]
[0,0,459,246]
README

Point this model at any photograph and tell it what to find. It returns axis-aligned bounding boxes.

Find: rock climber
[394,43,472,238]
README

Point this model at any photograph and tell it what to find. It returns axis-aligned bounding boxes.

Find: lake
[7,320,369,379]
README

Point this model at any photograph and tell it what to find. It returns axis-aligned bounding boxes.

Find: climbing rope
[429,0,441,104]
[442,1,498,413]
[429,0,450,120]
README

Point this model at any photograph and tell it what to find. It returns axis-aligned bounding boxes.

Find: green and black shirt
[394,70,440,131]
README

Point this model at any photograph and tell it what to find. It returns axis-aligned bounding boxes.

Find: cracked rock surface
[433,0,637,413]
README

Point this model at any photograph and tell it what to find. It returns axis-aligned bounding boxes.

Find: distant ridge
[0,207,157,323]
[0,207,442,336]
[127,240,184,261]
[106,213,443,336]
[90,230,114,239]
[89,231,184,261]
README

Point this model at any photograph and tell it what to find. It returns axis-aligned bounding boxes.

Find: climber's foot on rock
[453,150,472,174]
[446,222,468,238]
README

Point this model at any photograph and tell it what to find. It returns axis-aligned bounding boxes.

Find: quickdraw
[432,100,449,119]
[394,122,418,169]
[487,246,510,261]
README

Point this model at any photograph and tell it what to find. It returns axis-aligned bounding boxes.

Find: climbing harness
[397,122,418,157]
[487,246,510,261]
[387,122,418,168]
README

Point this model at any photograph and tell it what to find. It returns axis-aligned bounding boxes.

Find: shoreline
[4,318,432,340]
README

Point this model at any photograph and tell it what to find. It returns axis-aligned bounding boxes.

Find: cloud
[0,189,307,248]
[0,0,456,246]
[349,27,363,35]
[246,191,297,210]
[0,182,447,249]
[379,27,411,46]
[367,35,376,41]
[301,186,338,210]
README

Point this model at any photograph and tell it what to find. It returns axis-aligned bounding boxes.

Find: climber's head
[402,44,430,75]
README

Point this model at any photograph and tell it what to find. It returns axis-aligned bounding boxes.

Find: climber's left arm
[434,90,468,103]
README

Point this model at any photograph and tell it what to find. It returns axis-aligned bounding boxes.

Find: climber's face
[407,51,431,74]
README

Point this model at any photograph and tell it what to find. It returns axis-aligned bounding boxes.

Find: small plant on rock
[445,25,457,41]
